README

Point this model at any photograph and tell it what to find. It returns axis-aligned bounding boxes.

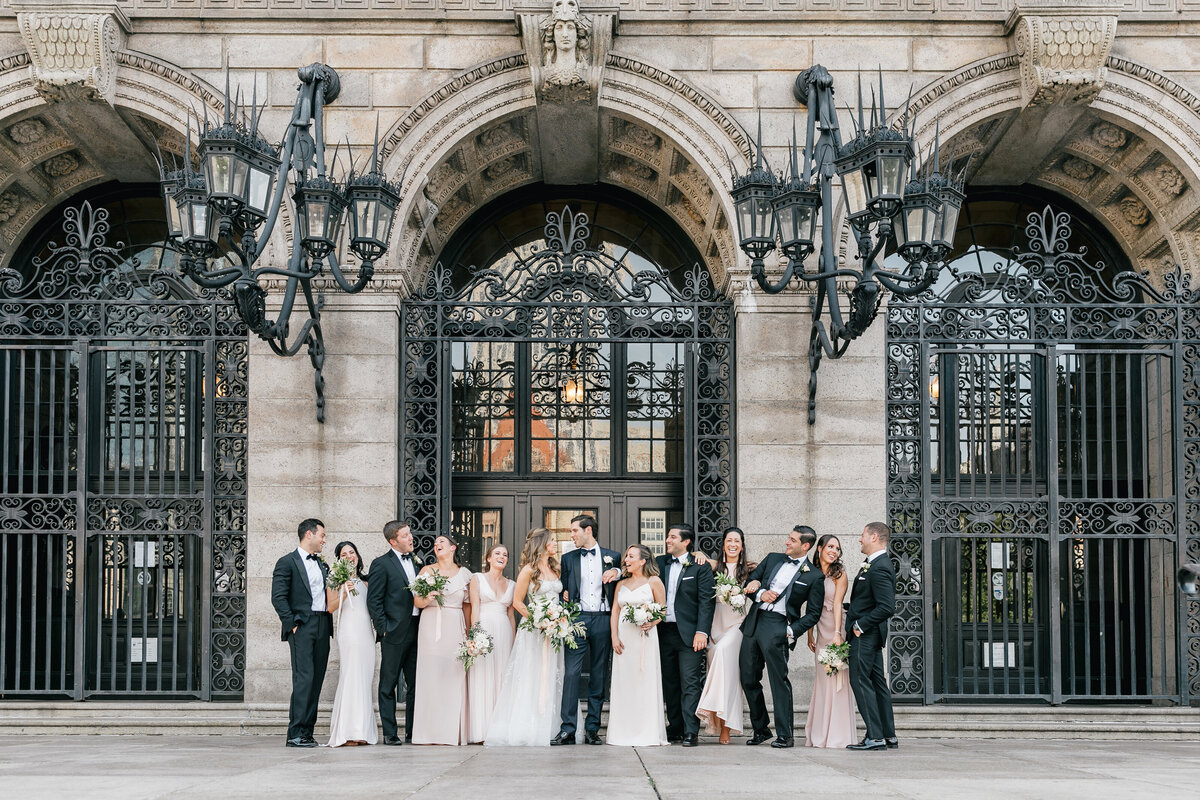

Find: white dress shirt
[577,547,607,612]
[760,557,803,615]
[665,555,686,622]
[297,547,326,612]
[395,549,420,616]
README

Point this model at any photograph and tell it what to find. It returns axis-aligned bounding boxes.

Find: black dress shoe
[383,735,403,746]
[770,737,794,749]
[847,738,887,751]
[285,737,317,748]
[584,731,603,745]
[550,732,576,746]
[746,731,772,746]
[681,734,699,747]
[885,737,899,749]
[667,735,684,744]
[300,735,318,745]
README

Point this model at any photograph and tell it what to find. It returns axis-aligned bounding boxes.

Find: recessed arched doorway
[398,185,735,571]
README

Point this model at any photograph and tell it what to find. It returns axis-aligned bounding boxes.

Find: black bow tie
[306,554,320,562]
[400,553,413,561]
[581,549,597,557]
[786,558,800,566]
[671,557,682,564]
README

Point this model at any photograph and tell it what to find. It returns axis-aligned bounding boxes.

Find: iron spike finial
[371,113,381,173]
[877,66,886,127]
[223,61,231,126]
[933,120,941,176]
[790,114,800,182]
[857,71,865,137]
[755,109,765,169]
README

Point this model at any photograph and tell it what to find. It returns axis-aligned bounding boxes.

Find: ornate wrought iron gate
[886,207,1199,704]
[0,203,247,699]
[399,206,735,556]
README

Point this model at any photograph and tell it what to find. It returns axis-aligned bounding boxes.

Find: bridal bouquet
[410,569,450,607]
[713,571,748,615]
[818,641,851,677]
[456,624,494,671]
[621,601,666,636]
[520,594,586,652]
[325,558,359,596]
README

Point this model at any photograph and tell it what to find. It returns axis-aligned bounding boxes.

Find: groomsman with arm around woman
[270,518,331,748]
[655,524,716,747]
[845,521,898,752]
[367,520,420,746]
[554,514,621,746]
[739,525,825,749]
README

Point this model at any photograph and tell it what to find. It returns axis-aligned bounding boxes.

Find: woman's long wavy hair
[815,533,845,580]
[721,527,754,584]
[519,528,559,594]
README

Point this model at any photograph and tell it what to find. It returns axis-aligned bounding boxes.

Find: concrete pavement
[0,736,1194,799]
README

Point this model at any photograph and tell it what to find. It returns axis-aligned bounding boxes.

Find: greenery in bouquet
[410,569,450,607]
[456,624,495,671]
[818,641,851,675]
[519,593,586,652]
[325,557,359,596]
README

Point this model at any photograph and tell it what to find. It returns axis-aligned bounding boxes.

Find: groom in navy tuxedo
[553,514,620,745]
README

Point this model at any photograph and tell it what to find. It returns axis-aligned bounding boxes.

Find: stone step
[1,701,1197,739]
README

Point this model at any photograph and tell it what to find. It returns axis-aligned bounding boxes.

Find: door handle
[934,601,941,620]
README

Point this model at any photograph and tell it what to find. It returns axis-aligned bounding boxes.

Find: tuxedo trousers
[287,612,332,740]
[560,611,611,736]
[848,629,895,741]
[658,622,704,738]
[739,612,793,740]
[378,617,420,740]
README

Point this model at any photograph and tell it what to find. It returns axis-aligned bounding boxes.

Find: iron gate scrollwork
[399,206,735,557]
[886,205,1198,705]
[0,202,248,699]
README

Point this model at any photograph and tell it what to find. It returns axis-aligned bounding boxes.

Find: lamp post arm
[751,260,798,294]
[323,252,374,294]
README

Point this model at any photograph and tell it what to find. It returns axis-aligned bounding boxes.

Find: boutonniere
[861,562,871,574]
[603,555,614,566]
[800,562,810,574]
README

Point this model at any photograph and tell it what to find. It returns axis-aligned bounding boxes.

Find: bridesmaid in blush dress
[325,541,378,747]
[696,527,758,743]
[804,533,856,748]
[411,534,472,745]
[466,544,515,744]
[606,544,669,747]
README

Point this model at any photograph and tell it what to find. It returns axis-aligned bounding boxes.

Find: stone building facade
[0,0,1197,707]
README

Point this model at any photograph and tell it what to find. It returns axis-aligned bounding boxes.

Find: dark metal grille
[400,206,735,557]
[886,205,1198,704]
[0,202,248,699]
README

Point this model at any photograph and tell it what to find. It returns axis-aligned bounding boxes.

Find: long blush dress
[466,573,515,743]
[695,562,746,734]
[804,574,856,748]
[326,577,378,746]
[605,582,669,746]
[412,567,471,745]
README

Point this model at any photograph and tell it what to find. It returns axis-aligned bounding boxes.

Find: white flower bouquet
[410,569,450,607]
[519,593,586,652]
[325,557,359,596]
[456,623,494,671]
[713,570,748,615]
[818,641,851,676]
[621,601,666,636]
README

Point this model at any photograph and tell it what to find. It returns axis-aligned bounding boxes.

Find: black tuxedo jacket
[740,552,825,645]
[367,550,418,645]
[846,552,896,639]
[270,550,330,641]
[560,545,620,610]
[655,553,716,641]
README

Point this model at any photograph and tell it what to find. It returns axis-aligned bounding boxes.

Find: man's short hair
[383,520,409,543]
[670,523,696,552]
[864,521,890,544]
[297,518,324,541]
[571,514,597,537]
[793,524,817,548]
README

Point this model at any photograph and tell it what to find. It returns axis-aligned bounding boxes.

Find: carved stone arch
[377,50,749,296]
[901,52,1200,281]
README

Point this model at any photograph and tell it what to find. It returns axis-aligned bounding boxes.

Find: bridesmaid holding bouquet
[804,534,856,748]
[466,544,516,743]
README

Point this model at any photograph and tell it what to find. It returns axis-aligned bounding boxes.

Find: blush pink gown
[412,568,471,745]
[466,573,515,743]
[804,574,856,748]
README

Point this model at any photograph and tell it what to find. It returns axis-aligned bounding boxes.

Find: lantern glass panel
[374,202,395,243]
[842,169,868,217]
[881,155,906,198]
[305,202,329,240]
[939,199,962,245]
[231,158,250,202]
[162,187,182,238]
[208,153,234,195]
[247,167,273,215]
[904,204,931,246]
[353,198,376,240]
[190,203,209,241]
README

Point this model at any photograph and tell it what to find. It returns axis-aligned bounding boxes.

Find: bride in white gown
[606,544,669,747]
[325,541,378,747]
[485,528,566,747]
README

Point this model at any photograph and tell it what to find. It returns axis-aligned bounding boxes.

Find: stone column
[245,294,399,704]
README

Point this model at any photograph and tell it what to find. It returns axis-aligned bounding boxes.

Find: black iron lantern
[894,180,939,263]
[202,126,280,225]
[295,176,346,260]
[931,178,966,260]
[174,176,219,256]
[346,173,401,267]
[773,172,820,266]
[159,166,185,241]
[836,132,913,222]
[731,160,778,270]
